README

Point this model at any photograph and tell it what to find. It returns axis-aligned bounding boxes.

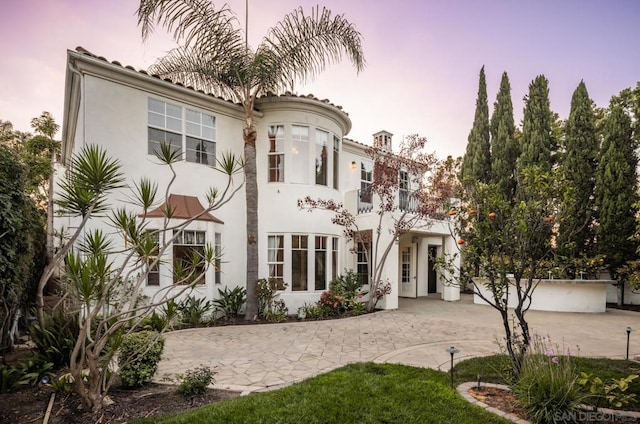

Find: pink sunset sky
[1,0,639,158]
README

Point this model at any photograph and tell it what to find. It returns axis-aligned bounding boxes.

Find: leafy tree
[557,82,598,263]
[137,0,365,320]
[0,145,46,352]
[490,72,518,201]
[0,120,30,150]
[439,166,569,376]
[56,144,243,411]
[519,75,555,171]
[462,66,491,183]
[594,104,638,275]
[299,135,444,312]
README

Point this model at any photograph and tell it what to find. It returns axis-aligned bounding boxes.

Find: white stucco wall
[60,61,248,303]
[474,279,610,313]
[59,50,462,316]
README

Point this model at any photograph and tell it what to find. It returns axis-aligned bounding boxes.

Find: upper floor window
[147,98,216,166]
[185,109,216,165]
[291,125,310,184]
[268,125,284,182]
[315,130,329,186]
[333,136,340,190]
[360,161,373,203]
[148,98,182,157]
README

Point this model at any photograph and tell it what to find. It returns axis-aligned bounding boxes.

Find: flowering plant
[511,335,586,424]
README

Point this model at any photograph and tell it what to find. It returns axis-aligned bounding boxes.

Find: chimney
[373,130,393,152]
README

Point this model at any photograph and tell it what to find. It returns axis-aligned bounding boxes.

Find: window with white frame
[173,230,206,284]
[291,235,308,291]
[360,161,373,203]
[185,109,216,165]
[399,170,410,210]
[291,125,309,183]
[315,129,329,186]
[333,136,340,190]
[401,246,411,284]
[268,125,284,182]
[315,236,327,290]
[331,237,338,281]
[356,241,370,285]
[148,98,182,157]
[214,232,222,285]
[147,98,216,166]
[267,235,284,279]
[145,231,160,286]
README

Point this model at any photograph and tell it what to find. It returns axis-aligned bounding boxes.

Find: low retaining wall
[473,278,614,313]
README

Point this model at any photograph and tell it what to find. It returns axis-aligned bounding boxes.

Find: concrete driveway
[156,294,639,393]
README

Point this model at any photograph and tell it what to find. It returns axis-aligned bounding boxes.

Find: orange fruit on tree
[488,212,496,219]
[457,239,465,245]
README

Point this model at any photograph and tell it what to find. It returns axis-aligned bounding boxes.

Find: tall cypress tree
[519,75,554,171]
[594,105,638,274]
[490,72,518,200]
[557,81,598,259]
[462,66,491,183]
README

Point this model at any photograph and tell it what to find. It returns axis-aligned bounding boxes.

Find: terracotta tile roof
[73,47,348,114]
[258,91,347,113]
[142,194,224,223]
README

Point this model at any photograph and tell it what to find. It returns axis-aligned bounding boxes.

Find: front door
[399,245,416,297]
[428,246,438,294]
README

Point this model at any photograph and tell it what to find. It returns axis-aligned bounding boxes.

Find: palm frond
[258,5,366,94]
[148,46,247,102]
[138,0,246,74]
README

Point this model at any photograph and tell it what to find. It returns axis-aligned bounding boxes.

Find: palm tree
[137,0,365,319]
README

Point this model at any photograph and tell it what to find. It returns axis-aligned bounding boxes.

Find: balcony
[355,188,448,220]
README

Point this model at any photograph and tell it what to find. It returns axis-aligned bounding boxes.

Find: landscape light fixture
[626,327,633,360]
[446,346,460,388]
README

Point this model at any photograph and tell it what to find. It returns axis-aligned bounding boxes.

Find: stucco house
[57,47,460,312]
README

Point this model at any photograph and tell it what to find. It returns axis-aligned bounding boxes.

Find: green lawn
[133,362,510,424]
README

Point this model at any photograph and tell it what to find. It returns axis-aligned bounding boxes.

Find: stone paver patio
[156,294,639,392]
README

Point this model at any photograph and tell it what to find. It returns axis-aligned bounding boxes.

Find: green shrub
[177,365,215,399]
[301,303,332,320]
[140,310,167,332]
[160,299,182,330]
[49,373,74,393]
[18,357,54,386]
[263,299,288,322]
[511,335,586,423]
[179,296,213,327]
[577,372,638,410]
[0,365,29,394]
[319,270,367,316]
[213,286,246,320]
[256,278,287,318]
[118,331,165,388]
[29,309,80,369]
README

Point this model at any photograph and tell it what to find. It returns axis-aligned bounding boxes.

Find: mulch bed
[0,383,240,424]
[468,386,528,421]
[467,385,640,423]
